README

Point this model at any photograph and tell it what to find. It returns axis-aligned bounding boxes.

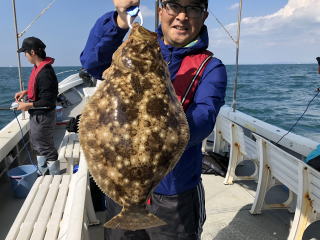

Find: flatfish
[79,23,189,231]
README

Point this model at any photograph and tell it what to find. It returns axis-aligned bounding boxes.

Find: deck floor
[87,172,320,240]
[202,174,291,240]
[1,171,320,239]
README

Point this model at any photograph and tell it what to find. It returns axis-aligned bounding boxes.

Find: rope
[18,0,58,38]
[276,90,320,144]
[13,110,37,168]
[208,1,243,112]
[208,8,237,44]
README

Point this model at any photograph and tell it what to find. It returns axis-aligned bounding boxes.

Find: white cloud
[210,0,320,64]
[229,3,239,10]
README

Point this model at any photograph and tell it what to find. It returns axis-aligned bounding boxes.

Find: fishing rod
[11,0,25,119]
[232,0,243,112]
[0,107,50,111]
[155,0,159,30]
[0,102,50,111]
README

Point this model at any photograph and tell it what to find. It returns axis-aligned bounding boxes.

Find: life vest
[173,50,213,111]
[146,50,213,206]
[28,57,54,101]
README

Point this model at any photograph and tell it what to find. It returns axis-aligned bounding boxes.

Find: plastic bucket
[7,165,38,198]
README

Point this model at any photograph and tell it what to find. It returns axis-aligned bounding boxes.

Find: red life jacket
[173,50,213,111]
[146,50,213,206]
[28,57,54,101]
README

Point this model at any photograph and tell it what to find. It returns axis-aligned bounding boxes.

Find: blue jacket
[80,11,227,195]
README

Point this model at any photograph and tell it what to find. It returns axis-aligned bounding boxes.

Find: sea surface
[0,64,319,142]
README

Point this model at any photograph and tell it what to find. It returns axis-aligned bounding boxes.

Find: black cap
[17,37,46,53]
[316,57,320,66]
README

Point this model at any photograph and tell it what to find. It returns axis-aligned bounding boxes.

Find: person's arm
[80,11,129,79]
[185,58,227,148]
[32,67,58,109]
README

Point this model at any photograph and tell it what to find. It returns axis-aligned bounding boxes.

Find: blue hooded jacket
[80,11,227,195]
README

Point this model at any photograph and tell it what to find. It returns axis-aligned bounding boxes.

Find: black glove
[66,114,81,133]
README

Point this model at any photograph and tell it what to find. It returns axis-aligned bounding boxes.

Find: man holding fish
[80,0,227,239]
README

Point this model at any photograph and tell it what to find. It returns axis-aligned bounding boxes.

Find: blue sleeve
[185,58,227,148]
[80,11,129,79]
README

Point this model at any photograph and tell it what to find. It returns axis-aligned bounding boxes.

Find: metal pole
[12,0,25,119]
[155,0,159,31]
[231,0,243,112]
[12,0,24,92]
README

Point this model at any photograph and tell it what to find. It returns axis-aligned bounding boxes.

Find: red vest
[146,50,213,206]
[28,57,54,101]
[173,50,213,111]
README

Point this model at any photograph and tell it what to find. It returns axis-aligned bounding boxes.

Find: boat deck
[1,166,320,239]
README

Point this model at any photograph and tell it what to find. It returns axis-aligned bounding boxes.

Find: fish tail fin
[104,206,166,231]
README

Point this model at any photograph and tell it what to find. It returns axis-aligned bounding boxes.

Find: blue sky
[0,0,319,66]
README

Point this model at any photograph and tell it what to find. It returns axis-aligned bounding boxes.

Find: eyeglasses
[161,1,206,18]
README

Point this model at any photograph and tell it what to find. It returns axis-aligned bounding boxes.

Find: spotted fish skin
[79,23,189,231]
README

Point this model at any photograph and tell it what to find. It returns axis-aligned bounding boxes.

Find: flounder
[79,23,189,231]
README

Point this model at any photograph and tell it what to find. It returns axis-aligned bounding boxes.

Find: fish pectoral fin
[104,206,166,231]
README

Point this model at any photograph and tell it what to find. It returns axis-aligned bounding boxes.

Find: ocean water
[0,64,319,142]
[0,66,79,128]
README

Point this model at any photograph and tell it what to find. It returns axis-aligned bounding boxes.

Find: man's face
[159,0,208,47]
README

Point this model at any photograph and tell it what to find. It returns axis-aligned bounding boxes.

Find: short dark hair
[25,48,47,59]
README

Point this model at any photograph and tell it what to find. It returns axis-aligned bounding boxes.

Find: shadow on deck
[202,171,320,240]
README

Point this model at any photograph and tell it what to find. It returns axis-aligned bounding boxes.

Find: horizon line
[0,62,318,68]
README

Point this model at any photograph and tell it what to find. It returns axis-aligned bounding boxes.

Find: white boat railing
[217,105,319,158]
[206,105,320,240]
[58,73,83,95]
[251,134,320,240]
